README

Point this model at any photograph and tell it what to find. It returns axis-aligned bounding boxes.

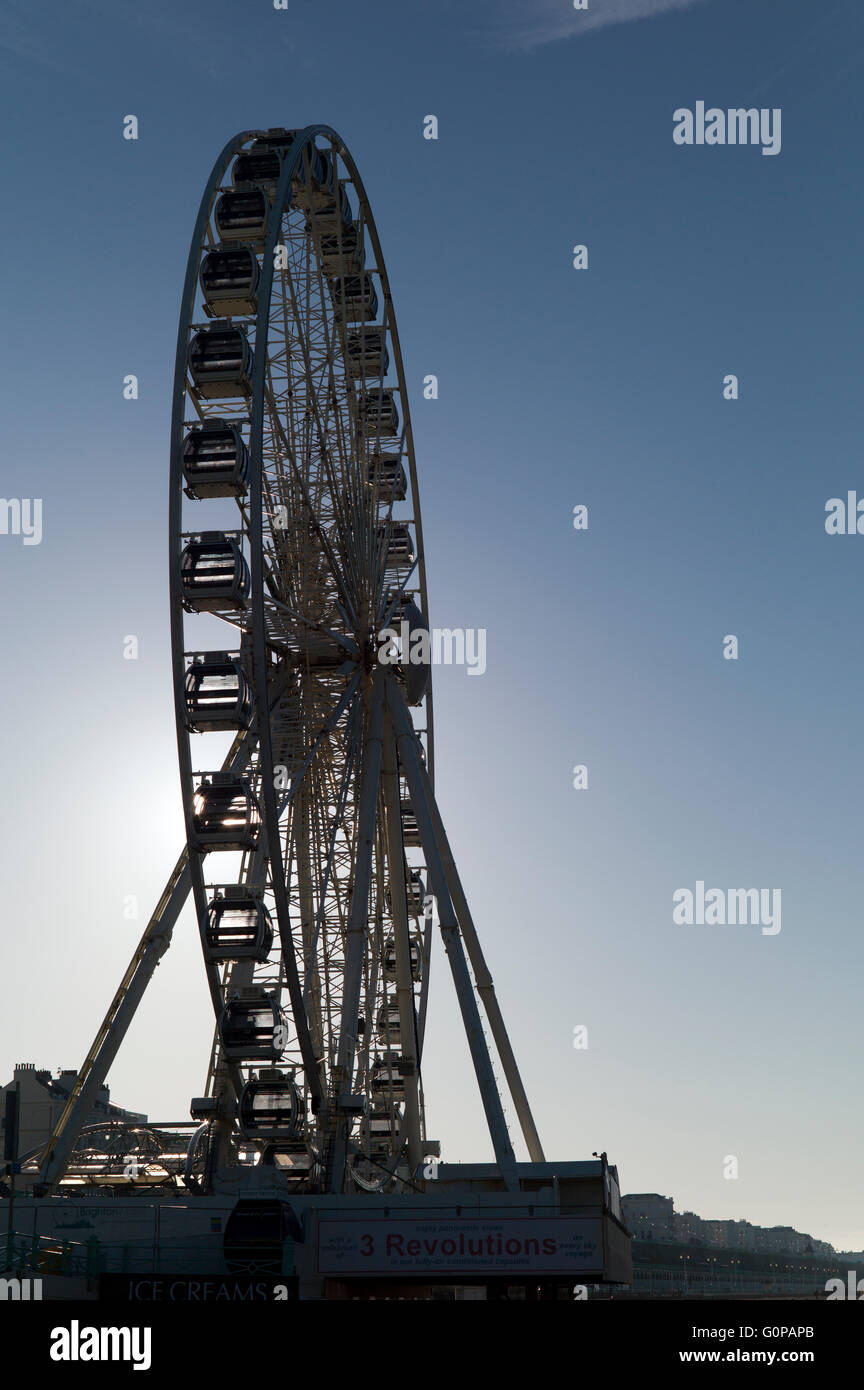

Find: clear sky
[1,0,863,1249]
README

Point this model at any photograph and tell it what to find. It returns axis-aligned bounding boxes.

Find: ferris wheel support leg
[34,849,193,1195]
[403,733,546,1164]
[380,716,424,1177]
[327,669,387,1192]
[415,910,434,1060]
[386,680,520,1191]
[38,729,257,1194]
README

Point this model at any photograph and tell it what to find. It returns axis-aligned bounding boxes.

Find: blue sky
[1,0,863,1248]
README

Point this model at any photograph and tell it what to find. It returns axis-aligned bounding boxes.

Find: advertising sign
[318,1217,603,1276]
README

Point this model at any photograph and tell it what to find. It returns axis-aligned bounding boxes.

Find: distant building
[674,1209,709,1245]
[623,1192,836,1259]
[621,1193,676,1242]
[1,1062,146,1162]
[757,1226,805,1255]
[708,1218,754,1250]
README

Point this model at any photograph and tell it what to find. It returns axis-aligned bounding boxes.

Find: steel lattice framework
[35,125,543,1199]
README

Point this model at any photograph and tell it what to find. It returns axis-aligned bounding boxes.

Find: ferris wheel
[169,122,442,1193]
[36,125,543,1199]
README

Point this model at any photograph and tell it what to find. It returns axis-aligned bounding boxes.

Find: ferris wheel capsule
[192,773,262,851]
[205,887,274,962]
[239,1074,305,1142]
[288,145,330,208]
[312,183,352,235]
[406,869,426,913]
[368,1105,401,1148]
[180,532,249,612]
[383,935,423,982]
[231,134,296,187]
[317,225,364,275]
[219,994,290,1062]
[376,523,415,571]
[182,422,249,499]
[184,652,253,730]
[366,453,407,502]
[188,324,253,399]
[222,1197,299,1274]
[330,273,378,323]
[346,327,389,379]
[371,1059,406,1100]
[237,127,302,160]
[214,188,269,245]
[387,596,430,705]
[400,799,422,847]
[200,246,260,319]
[360,388,400,437]
[386,869,426,916]
[376,1000,402,1042]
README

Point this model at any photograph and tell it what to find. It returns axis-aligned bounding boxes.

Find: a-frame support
[34,727,255,1195]
[36,846,192,1195]
[386,676,530,1188]
[387,684,546,1165]
[35,677,544,1195]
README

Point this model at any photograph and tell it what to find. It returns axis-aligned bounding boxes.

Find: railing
[3,1231,96,1278]
[2,1226,294,1280]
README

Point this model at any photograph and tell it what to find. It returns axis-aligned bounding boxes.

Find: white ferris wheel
[36,126,543,1199]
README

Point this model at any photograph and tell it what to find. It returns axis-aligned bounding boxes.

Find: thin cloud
[495,0,710,50]
[0,2,73,74]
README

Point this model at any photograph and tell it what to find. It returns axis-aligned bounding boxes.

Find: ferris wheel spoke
[264,594,360,660]
[326,667,386,1189]
[273,242,365,609]
[275,667,362,816]
[261,377,360,632]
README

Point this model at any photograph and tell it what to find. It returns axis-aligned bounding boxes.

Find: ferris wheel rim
[168,124,436,1188]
